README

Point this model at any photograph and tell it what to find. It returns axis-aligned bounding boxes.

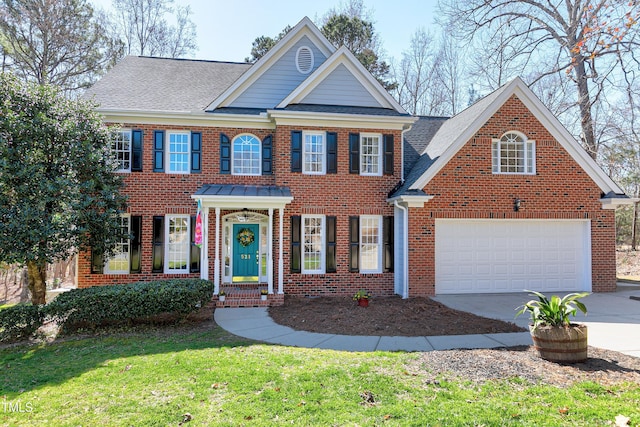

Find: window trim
[360,133,382,176]
[492,131,536,175]
[301,214,325,274]
[164,214,190,274]
[302,131,326,175]
[231,133,262,176]
[104,214,131,274]
[359,215,383,274]
[113,129,132,173]
[166,131,191,174]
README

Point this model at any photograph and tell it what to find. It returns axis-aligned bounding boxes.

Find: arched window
[492,131,535,174]
[232,134,261,175]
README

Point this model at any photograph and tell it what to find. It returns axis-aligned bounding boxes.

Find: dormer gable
[207,17,336,111]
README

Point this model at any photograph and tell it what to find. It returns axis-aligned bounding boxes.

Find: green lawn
[1,325,639,426]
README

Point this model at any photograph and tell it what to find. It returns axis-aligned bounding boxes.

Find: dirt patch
[268,295,525,336]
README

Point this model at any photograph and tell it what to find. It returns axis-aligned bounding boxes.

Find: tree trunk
[633,201,639,251]
[26,260,48,305]
[573,58,597,160]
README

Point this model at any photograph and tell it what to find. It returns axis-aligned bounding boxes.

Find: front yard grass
[1,325,639,426]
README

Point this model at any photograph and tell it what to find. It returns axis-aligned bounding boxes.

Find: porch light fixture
[236,208,249,222]
[513,198,521,212]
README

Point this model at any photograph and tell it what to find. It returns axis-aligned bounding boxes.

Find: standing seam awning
[192,184,293,208]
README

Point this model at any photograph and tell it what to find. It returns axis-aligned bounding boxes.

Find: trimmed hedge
[0,304,44,342]
[46,279,214,330]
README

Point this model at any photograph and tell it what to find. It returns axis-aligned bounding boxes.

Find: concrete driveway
[432,283,640,357]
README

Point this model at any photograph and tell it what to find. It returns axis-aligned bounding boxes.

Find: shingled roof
[83,56,251,112]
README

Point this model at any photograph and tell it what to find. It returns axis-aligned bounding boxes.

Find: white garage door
[435,220,591,294]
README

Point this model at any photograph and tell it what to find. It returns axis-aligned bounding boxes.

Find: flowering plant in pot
[516,290,589,363]
[260,289,268,301]
[218,290,226,302]
[353,289,370,307]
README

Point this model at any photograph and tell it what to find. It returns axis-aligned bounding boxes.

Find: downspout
[394,200,409,299]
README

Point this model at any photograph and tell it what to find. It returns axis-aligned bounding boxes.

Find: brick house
[81,17,629,305]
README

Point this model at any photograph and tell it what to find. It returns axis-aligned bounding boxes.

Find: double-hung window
[113,130,131,172]
[232,134,261,175]
[167,132,190,173]
[165,214,190,274]
[360,133,382,176]
[492,131,535,174]
[359,215,382,273]
[104,215,131,274]
[303,131,325,174]
[302,215,325,274]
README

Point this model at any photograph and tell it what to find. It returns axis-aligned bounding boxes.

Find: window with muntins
[303,131,325,174]
[168,132,190,173]
[360,215,382,273]
[104,215,130,274]
[492,132,535,174]
[233,134,261,175]
[302,215,325,274]
[113,130,131,172]
[165,215,190,274]
[360,134,382,176]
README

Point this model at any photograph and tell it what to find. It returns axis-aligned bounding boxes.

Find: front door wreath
[236,228,255,247]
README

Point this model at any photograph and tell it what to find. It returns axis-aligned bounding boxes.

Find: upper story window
[112,130,131,172]
[233,134,261,175]
[303,131,325,174]
[360,133,382,176]
[492,131,535,174]
[168,131,190,173]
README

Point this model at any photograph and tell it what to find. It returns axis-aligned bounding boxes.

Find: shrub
[0,304,44,342]
[46,279,213,330]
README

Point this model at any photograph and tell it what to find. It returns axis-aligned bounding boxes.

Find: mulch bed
[268,295,525,336]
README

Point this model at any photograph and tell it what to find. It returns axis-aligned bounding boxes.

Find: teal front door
[232,224,259,282]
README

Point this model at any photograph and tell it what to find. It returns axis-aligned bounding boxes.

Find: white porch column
[200,206,209,281]
[278,207,284,294]
[214,207,221,294]
[267,208,274,294]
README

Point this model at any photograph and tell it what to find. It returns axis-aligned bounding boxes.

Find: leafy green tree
[0,0,122,94]
[0,73,127,304]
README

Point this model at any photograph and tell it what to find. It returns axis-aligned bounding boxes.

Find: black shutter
[131,130,143,172]
[291,215,301,273]
[349,133,360,174]
[191,132,202,173]
[220,133,231,174]
[291,130,302,172]
[152,216,164,273]
[326,216,337,273]
[190,215,201,273]
[349,216,359,272]
[130,216,142,273]
[326,132,337,174]
[383,216,394,273]
[383,134,394,175]
[90,250,103,274]
[153,130,164,172]
[262,135,273,175]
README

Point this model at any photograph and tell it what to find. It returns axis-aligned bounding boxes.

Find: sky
[89,0,440,63]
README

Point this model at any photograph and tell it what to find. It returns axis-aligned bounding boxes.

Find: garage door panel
[435,220,590,294]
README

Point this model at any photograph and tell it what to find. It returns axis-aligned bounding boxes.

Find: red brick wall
[407,95,616,296]
[78,122,402,298]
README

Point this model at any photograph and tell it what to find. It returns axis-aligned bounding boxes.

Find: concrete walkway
[214,283,640,357]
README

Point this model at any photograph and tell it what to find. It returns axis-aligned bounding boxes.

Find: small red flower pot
[357,298,369,307]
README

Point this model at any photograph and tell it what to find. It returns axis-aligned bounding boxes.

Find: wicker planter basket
[530,324,587,363]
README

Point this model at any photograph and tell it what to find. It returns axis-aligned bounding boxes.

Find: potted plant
[516,290,589,363]
[353,289,371,307]
[218,290,226,302]
[260,289,268,301]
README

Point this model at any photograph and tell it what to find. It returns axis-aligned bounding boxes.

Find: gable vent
[296,46,314,74]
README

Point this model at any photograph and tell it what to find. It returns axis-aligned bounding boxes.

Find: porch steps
[214,284,284,308]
